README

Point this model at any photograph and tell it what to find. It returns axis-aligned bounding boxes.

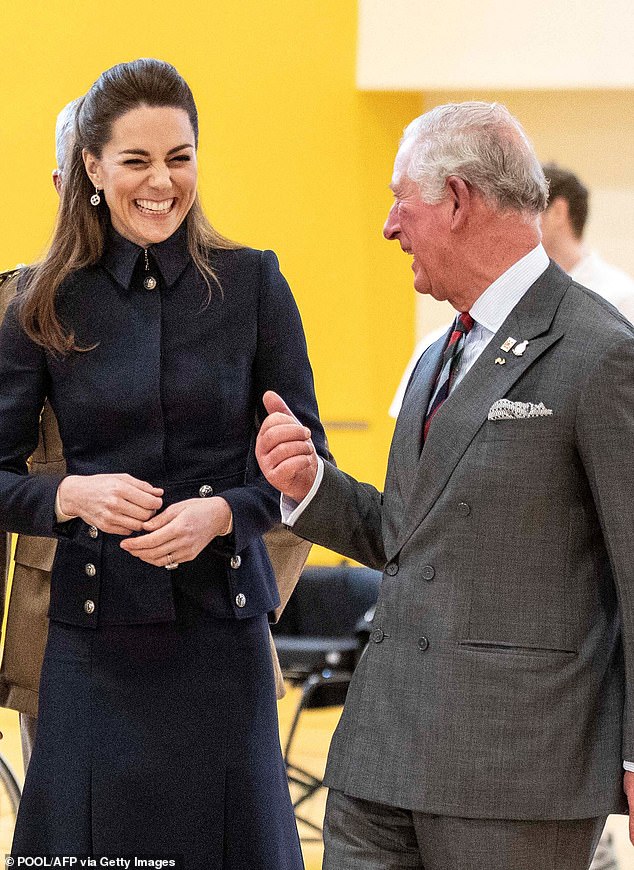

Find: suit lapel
[389,331,448,505]
[383,333,447,556]
[388,262,571,559]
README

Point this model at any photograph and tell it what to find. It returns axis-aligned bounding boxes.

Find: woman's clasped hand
[120,495,233,566]
[57,472,164,533]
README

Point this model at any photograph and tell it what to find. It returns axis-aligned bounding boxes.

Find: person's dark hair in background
[542,161,589,239]
[540,161,634,323]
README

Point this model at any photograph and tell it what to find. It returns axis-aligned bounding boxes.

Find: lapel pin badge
[500,337,516,352]
[512,340,529,357]
[494,357,506,366]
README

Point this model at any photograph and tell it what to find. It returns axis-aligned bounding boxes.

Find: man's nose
[383,203,399,240]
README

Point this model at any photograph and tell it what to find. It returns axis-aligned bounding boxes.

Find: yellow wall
[1,1,421,564]
[4,7,632,566]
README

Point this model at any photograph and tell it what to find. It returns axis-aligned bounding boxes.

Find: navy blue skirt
[12,589,303,869]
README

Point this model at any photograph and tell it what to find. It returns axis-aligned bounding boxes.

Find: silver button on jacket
[0,236,329,628]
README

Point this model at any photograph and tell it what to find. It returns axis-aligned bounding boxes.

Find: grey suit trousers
[324,790,607,870]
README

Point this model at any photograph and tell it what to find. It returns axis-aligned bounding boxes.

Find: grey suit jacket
[294,262,634,820]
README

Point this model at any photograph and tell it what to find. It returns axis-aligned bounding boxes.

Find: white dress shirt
[454,244,550,388]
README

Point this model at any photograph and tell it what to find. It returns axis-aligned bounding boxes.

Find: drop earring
[90,186,101,206]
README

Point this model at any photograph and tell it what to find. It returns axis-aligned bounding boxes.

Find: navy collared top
[0,224,327,626]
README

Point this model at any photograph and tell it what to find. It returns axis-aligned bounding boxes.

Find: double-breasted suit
[294,261,634,820]
[0,227,327,866]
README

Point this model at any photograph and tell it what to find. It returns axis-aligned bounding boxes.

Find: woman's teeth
[135,199,174,214]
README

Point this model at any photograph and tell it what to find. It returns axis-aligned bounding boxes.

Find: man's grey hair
[402,102,548,215]
[55,98,80,173]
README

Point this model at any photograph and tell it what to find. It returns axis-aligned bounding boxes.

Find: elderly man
[256,102,634,870]
[392,163,634,423]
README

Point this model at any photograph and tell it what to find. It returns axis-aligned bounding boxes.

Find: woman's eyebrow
[118,144,194,156]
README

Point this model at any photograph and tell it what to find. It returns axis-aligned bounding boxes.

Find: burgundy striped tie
[423,312,475,441]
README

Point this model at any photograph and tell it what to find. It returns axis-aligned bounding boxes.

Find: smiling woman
[83,106,198,249]
[0,58,327,867]
[18,58,235,356]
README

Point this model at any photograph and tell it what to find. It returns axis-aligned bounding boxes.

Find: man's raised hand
[256,390,318,503]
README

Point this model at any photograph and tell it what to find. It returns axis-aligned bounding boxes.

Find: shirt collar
[469,244,550,334]
[100,221,191,289]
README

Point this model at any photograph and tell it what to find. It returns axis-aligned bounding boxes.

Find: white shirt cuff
[280,457,324,527]
[54,489,78,523]
[623,761,634,772]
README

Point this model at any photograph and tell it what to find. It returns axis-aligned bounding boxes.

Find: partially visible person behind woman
[0,58,327,868]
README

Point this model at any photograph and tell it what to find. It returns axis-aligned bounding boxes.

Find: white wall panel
[358,0,634,89]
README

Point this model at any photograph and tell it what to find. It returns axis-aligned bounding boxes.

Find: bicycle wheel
[0,753,21,853]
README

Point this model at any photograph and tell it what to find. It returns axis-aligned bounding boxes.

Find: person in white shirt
[541,162,634,323]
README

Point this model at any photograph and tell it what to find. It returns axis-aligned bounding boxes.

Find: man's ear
[82,149,102,188]
[446,176,471,230]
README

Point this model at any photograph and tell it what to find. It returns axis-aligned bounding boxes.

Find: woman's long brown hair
[19,58,239,355]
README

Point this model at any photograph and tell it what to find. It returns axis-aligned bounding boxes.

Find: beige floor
[0,706,23,855]
[279,687,339,870]
[610,815,634,870]
[1,694,633,869]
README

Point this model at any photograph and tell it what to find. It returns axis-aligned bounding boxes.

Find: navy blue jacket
[0,226,327,627]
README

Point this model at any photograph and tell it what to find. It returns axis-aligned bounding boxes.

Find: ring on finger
[164,552,179,571]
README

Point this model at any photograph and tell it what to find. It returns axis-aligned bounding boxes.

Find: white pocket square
[488,399,553,421]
